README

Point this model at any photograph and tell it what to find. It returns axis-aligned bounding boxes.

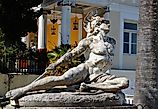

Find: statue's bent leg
[6,63,89,99]
[80,77,129,92]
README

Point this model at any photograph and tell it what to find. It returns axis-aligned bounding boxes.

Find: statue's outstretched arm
[46,38,90,71]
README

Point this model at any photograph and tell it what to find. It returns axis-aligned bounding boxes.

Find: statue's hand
[104,42,114,55]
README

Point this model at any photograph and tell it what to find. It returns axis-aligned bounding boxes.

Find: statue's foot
[6,88,25,100]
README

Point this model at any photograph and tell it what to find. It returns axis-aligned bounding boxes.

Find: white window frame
[123,21,138,55]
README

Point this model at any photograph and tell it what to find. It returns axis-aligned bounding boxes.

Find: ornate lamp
[50,9,58,35]
[73,17,78,30]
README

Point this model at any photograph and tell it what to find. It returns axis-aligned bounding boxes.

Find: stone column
[61,5,71,44]
[37,14,47,51]
[78,15,83,41]
[37,14,47,70]
[57,20,62,46]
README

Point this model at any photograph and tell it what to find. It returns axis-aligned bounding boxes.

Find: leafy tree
[0,0,43,45]
[134,0,158,108]
[0,28,27,58]
[0,0,43,72]
[0,28,5,58]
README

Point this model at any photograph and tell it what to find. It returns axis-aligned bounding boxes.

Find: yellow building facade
[46,16,80,51]
[27,15,83,51]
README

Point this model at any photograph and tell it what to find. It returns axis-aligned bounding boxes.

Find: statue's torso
[88,34,113,55]
[90,41,109,55]
[84,35,114,74]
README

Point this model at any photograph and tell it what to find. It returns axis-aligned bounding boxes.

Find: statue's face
[90,16,110,34]
[99,20,110,33]
[90,16,101,30]
[84,15,110,34]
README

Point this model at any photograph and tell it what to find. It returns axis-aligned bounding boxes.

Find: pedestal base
[6,105,137,109]
[6,92,136,109]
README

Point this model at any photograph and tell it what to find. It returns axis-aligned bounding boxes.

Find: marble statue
[5,7,129,101]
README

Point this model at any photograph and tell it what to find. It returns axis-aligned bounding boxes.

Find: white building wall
[110,3,139,69]
[109,11,121,69]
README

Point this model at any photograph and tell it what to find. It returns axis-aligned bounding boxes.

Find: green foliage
[47,44,85,76]
[0,28,27,59]
[47,44,71,63]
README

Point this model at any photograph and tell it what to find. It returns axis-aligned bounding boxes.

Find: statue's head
[98,19,110,34]
[83,7,110,34]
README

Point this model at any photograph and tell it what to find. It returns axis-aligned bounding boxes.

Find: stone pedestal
[5,92,137,109]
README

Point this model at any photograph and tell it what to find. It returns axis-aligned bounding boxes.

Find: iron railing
[0,57,48,74]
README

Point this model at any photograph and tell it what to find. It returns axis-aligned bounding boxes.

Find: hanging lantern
[73,17,78,30]
[50,7,57,35]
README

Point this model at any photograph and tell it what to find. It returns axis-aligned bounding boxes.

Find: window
[123,22,137,54]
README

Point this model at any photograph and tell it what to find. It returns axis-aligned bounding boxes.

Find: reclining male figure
[6,9,129,100]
